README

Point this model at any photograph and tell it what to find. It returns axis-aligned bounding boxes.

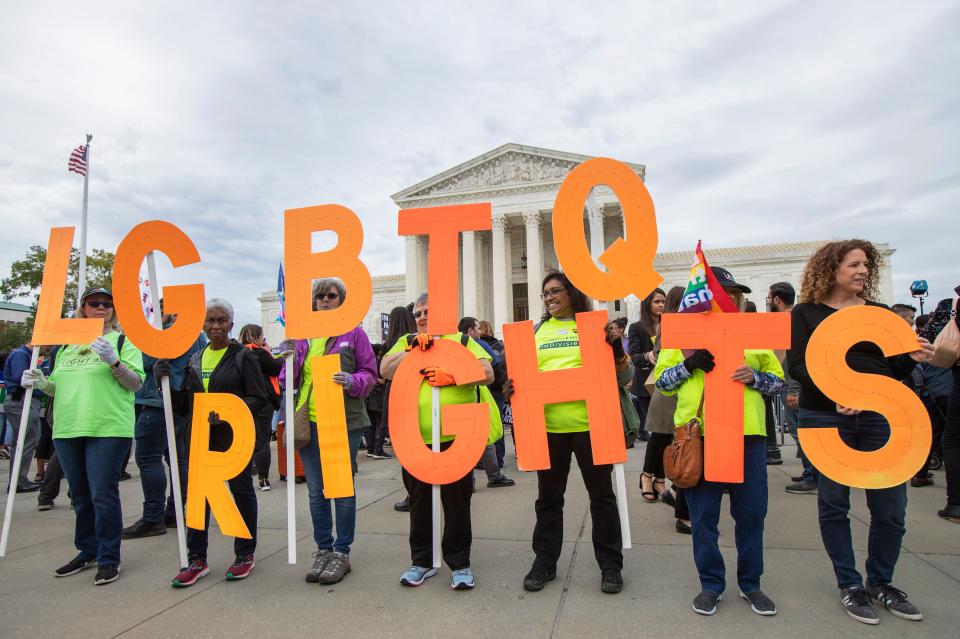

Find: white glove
[21,368,51,392]
[91,336,119,366]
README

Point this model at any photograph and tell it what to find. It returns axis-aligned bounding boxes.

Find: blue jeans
[134,406,188,523]
[56,436,130,566]
[686,436,768,594]
[799,409,907,589]
[299,424,362,554]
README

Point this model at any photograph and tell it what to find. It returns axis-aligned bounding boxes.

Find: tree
[0,321,32,352]
[0,246,115,315]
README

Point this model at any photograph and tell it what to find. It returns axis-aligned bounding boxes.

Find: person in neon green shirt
[503,272,634,596]
[23,287,144,586]
[380,292,499,591]
[653,267,784,617]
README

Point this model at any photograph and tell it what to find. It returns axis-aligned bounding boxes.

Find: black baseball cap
[710,267,751,294]
[80,287,113,303]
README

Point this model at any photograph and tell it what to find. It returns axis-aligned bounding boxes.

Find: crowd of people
[1,238,958,626]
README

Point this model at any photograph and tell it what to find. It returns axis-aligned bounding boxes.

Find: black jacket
[170,341,268,423]
[245,345,282,410]
[627,321,656,398]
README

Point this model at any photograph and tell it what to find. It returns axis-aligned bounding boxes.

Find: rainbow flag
[678,241,739,313]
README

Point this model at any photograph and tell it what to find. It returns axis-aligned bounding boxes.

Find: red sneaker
[172,559,209,588]
[225,554,255,580]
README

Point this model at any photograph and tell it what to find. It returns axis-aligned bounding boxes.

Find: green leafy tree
[0,321,32,352]
[1,246,115,316]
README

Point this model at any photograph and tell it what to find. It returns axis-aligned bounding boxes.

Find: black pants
[642,432,673,478]
[944,368,960,506]
[36,416,54,460]
[916,395,948,479]
[252,404,274,481]
[533,431,622,571]
[675,487,689,520]
[365,410,386,456]
[764,396,780,454]
[39,448,65,504]
[401,440,472,570]
[634,395,650,439]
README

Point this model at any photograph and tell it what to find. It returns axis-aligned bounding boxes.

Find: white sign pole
[615,464,631,549]
[284,356,297,564]
[431,385,441,569]
[0,347,40,557]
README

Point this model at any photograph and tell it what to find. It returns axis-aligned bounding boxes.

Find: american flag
[68,145,88,176]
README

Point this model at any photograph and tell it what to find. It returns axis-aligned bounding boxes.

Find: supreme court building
[260,143,894,345]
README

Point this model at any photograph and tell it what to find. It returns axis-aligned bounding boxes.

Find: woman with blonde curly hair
[787,239,934,625]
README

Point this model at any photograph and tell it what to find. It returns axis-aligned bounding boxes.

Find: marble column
[491,212,510,336]
[404,235,420,303]
[462,230,477,318]
[524,210,544,321]
[416,236,428,301]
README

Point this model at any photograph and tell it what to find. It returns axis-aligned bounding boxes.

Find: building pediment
[392,143,645,206]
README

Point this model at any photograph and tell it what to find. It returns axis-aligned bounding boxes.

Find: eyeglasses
[413,309,428,319]
[315,292,340,301]
[541,287,566,300]
[84,300,113,309]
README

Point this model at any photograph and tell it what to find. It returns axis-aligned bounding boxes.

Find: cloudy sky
[1,1,957,328]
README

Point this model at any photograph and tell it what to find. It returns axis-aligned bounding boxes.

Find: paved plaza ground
[1,438,958,639]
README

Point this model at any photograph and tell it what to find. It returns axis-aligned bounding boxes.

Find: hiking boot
[937,504,960,522]
[740,589,777,615]
[600,568,623,594]
[910,476,934,487]
[692,590,722,615]
[840,586,879,624]
[172,559,210,587]
[94,564,120,585]
[54,554,97,577]
[400,565,437,587]
[225,554,255,580]
[121,519,167,539]
[305,549,332,583]
[865,583,922,621]
[394,497,410,512]
[785,481,817,494]
[487,474,515,488]
[317,551,351,585]
[523,565,556,591]
[451,567,475,590]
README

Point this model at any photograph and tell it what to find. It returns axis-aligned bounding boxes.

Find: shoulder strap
[116,333,126,355]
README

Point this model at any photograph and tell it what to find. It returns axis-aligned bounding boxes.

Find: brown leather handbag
[663,395,704,488]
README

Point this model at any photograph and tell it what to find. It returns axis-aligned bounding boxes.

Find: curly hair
[799,239,883,304]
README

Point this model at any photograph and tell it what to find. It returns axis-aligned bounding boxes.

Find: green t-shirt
[535,317,590,433]
[385,333,493,445]
[295,338,328,421]
[49,331,144,439]
[201,345,228,392]
[653,347,784,436]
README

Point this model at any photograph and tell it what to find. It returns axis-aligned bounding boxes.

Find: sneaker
[54,554,97,577]
[523,564,557,592]
[16,483,40,493]
[840,586,879,625]
[317,551,351,585]
[451,567,475,590]
[937,504,960,522]
[37,500,54,511]
[675,519,692,534]
[400,565,438,587]
[487,474,516,488]
[370,451,392,460]
[740,589,777,615]
[394,497,411,512]
[692,590,722,615]
[225,554,255,580]
[172,558,210,588]
[785,481,817,494]
[305,549,332,583]
[259,478,272,491]
[600,568,623,594]
[910,476,934,487]
[94,564,120,585]
[121,519,167,539]
[865,583,922,621]
[766,455,783,466]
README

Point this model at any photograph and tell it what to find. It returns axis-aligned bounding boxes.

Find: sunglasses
[314,292,340,301]
[413,309,428,319]
[84,300,114,309]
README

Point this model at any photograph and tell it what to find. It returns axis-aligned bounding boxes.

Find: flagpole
[77,133,92,303]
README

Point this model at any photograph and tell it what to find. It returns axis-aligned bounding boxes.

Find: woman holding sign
[509,272,634,595]
[788,240,933,625]
[22,287,145,586]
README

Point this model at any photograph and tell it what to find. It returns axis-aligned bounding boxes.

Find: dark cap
[710,267,751,294]
[80,287,113,303]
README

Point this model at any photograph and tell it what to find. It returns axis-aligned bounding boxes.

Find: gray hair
[312,277,347,302]
[414,292,428,307]
[206,298,235,322]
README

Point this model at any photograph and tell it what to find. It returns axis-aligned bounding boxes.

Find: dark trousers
[364,410,386,456]
[533,431,623,571]
[36,416,53,460]
[642,432,673,478]
[943,369,960,505]
[252,403,274,481]
[675,487,689,520]
[916,395,948,479]
[402,440,473,570]
[634,395,650,440]
[686,436,768,594]
[765,396,780,455]
[39,448,65,504]
[800,409,907,589]
[56,436,130,566]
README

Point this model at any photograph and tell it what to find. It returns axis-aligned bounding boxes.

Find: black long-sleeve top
[627,321,656,398]
[787,301,917,412]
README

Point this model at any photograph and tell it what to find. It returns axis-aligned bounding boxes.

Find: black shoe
[660,487,676,508]
[37,500,54,511]
[523,565,556,591]
[122,519,167,539]
[165,517,177,529]
[369,451,392,459]
[394,497,410,512]
[785,481,817,494]
[94,564,120,585]
[295,476,306,484]
[119,471,133,481]
[864,583,922,620]
[54,554,97,577]
[487,474,516,488]
[675,519,692,534]
[692,590,722,615]
[910,476,934,487]
[840,586,879,624]
[766,456,783,466]
[270,432,277,441]
[791,476,804,482]
[740,589,777,615]
[937,504,960,522]
[16,482,40,493]
[600,568,623,594]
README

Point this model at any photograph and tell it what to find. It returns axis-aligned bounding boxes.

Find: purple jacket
[279,326,377,400]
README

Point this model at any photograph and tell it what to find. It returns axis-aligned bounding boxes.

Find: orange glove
[420,366,456,387]
[405,333,434,351]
